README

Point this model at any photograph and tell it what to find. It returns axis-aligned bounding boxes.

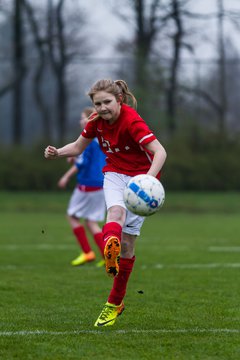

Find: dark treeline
[0,0,240,190]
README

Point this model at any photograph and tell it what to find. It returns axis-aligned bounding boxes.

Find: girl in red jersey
[44,79,167,327]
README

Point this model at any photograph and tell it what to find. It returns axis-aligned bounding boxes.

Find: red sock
[102,222,122,243]
[73,226,91,253]
[108,256,135,305]
[93,232,104,256]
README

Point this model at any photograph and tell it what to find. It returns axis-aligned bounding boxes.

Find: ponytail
[114,80,137,109]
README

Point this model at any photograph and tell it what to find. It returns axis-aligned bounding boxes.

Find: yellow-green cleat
[71,251,96,266]
[94,302,125,327]
[104,236,121,277]
[96,259,105,268]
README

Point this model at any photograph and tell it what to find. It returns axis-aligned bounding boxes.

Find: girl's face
[92,91,121,124]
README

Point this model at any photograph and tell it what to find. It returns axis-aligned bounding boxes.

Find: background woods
[0,0,240,190]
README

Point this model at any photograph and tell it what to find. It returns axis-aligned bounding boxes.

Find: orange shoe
[71,251,96,266]
[104,236,121,277]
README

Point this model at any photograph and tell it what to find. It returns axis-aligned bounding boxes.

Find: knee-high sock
[93,232,104,256]
[102,222,122,243]
[108,256,135,305]
[73,226,91,253]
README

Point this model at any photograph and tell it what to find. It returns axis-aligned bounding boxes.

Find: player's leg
[85,219,105,266]
[102,172,129,277]
[94,233,136,327]
[95,209,145,326]
[108,233,136,301]
[67,188,95,266]
[84,189,106,265]
[68,215,95,265]
[103,205,126,277]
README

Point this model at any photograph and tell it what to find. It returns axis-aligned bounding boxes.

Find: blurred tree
[13,0,27,145]
[47,0,67,144]
[114,0,193,133]
[217,0,227,136]
[133,0,160,88]
[114,0,240,137]
[22,0,52,142]
[0,0,90,145]
[1,0,240,146]
[0,1,23,98]
[46,0,89,143]
[165,0,188,134]
[179,0,240,136]
[0,1,19,99]
[114,0,169,124]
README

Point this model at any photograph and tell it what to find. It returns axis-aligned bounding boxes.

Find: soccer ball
[123,174,165,216]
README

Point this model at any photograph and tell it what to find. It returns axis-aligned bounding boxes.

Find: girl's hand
[44,146,58,159]
[57,176,68,189]
[67,156,76,164]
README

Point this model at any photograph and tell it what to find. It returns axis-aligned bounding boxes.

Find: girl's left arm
[144,139,167,177]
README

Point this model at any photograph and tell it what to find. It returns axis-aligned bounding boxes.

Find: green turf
[0,191,240,359]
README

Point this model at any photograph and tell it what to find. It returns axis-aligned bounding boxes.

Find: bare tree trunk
[55,0,67,144]
[166,0,183,134]
[13,0,26,145]
[217,0,227,135]
[133,0,160,117]
[48,0,67,144]
[134,0,150,88]
[23,0,52,142]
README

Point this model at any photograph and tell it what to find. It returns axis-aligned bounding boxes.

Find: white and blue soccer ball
[123,174,165,216]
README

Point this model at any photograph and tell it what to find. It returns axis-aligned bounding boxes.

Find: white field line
[1,263,240,271]
[0,244,75,250]
[0,328,239,337]
[0,244,189,251]
[209,246,240,252]
[1,245,240,252]
[145,263,240,269]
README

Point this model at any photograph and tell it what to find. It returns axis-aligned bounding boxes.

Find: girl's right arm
[44,135,92,159]
[57,164,78,189]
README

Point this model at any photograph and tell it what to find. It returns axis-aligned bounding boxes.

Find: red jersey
[82,104,157,176]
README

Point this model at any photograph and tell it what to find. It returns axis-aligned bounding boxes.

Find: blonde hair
[87,79,137,109]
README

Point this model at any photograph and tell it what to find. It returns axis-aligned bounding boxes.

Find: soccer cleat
[104,236,121,277]
[94,302,125,327]
[96,259,105,268]
[71,251,96,266]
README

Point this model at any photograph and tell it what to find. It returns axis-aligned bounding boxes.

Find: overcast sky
[77,0,240,60]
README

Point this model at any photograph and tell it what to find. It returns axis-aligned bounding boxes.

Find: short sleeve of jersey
[81,120,96,139]
[128,117,156,146]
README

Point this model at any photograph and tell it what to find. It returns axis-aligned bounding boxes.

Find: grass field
[0,191,240,359]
